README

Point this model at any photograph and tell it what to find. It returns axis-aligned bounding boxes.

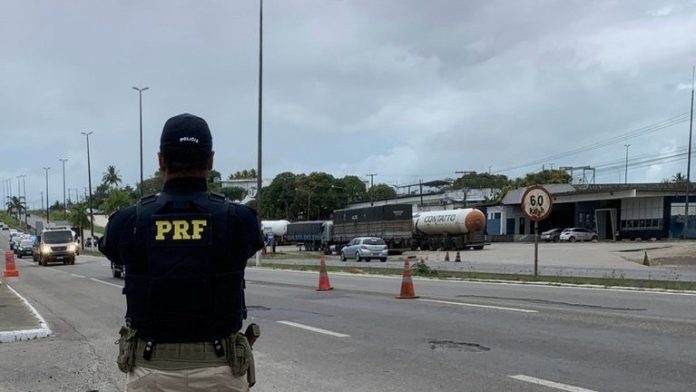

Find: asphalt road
[1,230,695,391]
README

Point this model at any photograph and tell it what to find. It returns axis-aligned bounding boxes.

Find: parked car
[340,237,388,262]
[559,228,599,242]
[16,239,34,258]
[541,228,565,242]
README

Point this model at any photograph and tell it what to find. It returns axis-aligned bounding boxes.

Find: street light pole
[132,86,149,197]
[683,66,695,239]
[624,144,630,184]
[42,167,50,224]
[19,174,27,228]
[255,0,264,267]
[16,176,21,222]
[81,131,95,238]
[59,158,68,220]
[366,173,377,206]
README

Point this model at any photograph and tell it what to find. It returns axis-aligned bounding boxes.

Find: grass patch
[259,251,323,260]
[249,261,696,291]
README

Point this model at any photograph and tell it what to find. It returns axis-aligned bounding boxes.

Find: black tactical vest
[124,191,245,343]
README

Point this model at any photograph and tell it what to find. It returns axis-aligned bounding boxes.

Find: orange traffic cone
[455,251,461,262]
[396,258,418,299]
[316,256,333,291]
[4,250,19,277]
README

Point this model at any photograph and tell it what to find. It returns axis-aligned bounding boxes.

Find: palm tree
[672,172,687,184]
[102,165,122,189]
[5,196,24,220]
[69,203,90,248]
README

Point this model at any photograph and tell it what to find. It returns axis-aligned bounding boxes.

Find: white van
[33,227,77,265]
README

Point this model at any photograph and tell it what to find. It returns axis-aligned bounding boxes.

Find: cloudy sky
[1,0,695,207]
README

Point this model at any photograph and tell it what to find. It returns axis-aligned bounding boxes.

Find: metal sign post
[521,186,553,277]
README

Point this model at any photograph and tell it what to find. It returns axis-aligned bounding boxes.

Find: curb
[251,266,696,296]
[0,284,52,343]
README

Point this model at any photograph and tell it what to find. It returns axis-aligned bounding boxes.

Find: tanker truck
[261,219,290,244]
[332,204,412,254]
[412,208,486,250]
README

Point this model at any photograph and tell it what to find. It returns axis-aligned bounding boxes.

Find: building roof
[501,182,694,205]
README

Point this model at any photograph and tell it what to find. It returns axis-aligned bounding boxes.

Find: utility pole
[624,144,630,184]
[81,131,95,238]
[59,158,68,220]
[683,66,695,239]
[255,0,264,267]
[419,179,424,207]
[132,86,149,196]
[20,174,27,228]
[43,167,50,224]
[366,173,377,206]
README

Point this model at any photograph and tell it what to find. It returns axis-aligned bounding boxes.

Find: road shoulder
[0,281,52,343]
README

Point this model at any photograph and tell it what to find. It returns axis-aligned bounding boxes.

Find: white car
[559,228,599,242]
[340,237,388,262]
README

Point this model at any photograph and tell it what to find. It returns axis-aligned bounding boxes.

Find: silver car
[559,228,599,242]
[340,237,388,262]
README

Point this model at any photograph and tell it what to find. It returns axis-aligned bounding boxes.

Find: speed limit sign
[521,186,553,222]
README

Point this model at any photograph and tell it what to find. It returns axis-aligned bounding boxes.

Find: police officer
[99,113,263,391]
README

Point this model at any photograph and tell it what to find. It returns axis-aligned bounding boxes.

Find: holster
[116,326,138,373]
[225,333,256,386]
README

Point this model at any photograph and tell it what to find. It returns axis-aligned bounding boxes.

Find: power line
[496,113,690,174]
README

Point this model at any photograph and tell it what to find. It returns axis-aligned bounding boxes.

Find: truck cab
[33,227,77,266]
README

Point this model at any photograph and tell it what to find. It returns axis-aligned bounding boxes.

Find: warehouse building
[486,183,696,241]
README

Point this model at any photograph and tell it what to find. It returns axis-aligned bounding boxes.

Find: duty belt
[137,339,229,370]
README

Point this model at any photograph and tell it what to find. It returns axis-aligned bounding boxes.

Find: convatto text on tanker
[422,215,458,223]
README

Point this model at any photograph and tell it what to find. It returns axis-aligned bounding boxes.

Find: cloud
[1,0,696,203]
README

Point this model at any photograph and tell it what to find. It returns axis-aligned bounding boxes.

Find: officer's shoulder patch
[139,193,159,205]
[208,191,226,202]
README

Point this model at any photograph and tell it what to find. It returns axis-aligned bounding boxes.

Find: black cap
[160,113,213,151]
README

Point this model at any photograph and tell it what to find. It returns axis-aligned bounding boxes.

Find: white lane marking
[70,273,86,278]
[509,375,597,392]
[418,298,538,313]
[89,278,123,289]
[1,285,52,342]
[277,321,350,338]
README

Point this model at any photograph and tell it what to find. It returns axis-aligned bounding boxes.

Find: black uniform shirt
[98,177,263,267]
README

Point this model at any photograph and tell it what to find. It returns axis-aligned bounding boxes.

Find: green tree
[100,189,134,215]
[102,165,122,189]
[370,184,397,201]
[513,169,571,187]
[208,169,222,183]
[671,172,687,184]
[220,186,246,201]
[5,196,24,220]
[229,168,257,179]
[69,203,90,245]
[452,172,509,189]
[261,172,299,219]
[137,171,165,196]
[336,176,367,205]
